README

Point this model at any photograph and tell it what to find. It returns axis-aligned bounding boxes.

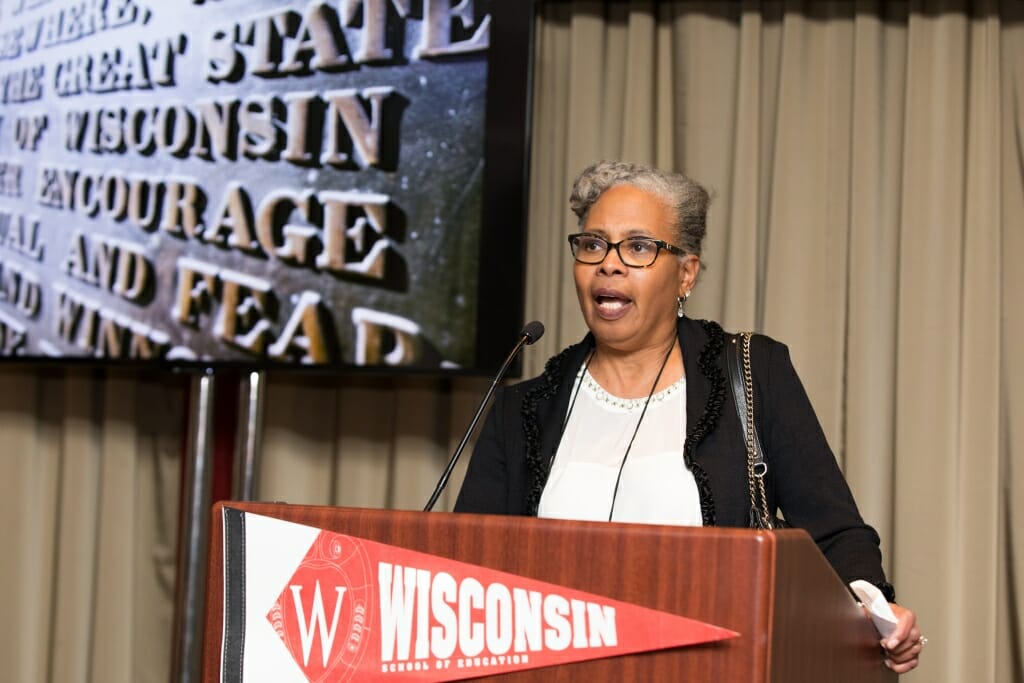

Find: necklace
[606,339,677,521]
[581,371,685,410]
[547,338,679,522]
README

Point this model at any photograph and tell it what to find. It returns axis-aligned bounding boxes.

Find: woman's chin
[587,320,638,349]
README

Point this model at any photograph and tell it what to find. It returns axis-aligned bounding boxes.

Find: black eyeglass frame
[567,232,688,268]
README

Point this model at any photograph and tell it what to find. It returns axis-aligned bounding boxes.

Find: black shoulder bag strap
[726,332,775,530]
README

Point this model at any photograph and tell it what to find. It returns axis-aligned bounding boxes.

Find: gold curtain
[524,2,1024,681]
[0,2,1020,681]
[0,370,182,682]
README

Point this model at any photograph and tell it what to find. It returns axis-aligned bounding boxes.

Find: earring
[677,292,689,318]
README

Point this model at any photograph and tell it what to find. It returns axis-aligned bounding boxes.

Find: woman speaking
[455,160,922,673]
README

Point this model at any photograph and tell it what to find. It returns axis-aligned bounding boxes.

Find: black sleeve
[757,338,895,601]
[454,386,518,514]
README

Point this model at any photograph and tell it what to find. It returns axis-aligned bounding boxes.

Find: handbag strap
[726,332,774,530]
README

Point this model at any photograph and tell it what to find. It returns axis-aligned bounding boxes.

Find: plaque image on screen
[0,0,532,372]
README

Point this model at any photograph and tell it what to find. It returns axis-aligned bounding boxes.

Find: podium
[203,501,895,682]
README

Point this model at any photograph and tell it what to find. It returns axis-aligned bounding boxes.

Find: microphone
[423,320,545,511]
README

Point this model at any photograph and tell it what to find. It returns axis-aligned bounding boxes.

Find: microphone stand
[423,322,543,511]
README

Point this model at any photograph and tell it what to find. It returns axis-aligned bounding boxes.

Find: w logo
[289,581,347,667]
[267,536,374,683]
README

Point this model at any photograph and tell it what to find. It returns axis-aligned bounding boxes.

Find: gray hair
[569,160,710,257]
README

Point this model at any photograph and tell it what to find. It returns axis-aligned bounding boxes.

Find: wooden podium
[203,501,894,682]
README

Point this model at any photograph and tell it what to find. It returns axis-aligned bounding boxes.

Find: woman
[455,160,922,673]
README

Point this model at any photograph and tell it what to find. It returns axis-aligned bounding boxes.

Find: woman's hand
[880,603,923,673]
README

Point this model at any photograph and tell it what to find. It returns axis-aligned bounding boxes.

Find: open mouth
[594,291,632,318]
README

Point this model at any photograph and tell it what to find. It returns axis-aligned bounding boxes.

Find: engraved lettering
[0,64,45,103]
[412,0,490,58]
[322,86,393,168]
[0,1,148,60]
[0,209,44,260]
[267,290,331,364]
[0,160,23,198]
[316,189,390,277]
[36,164,204,236]
[62,86,397,169]
[201,0,491,81]
[52,284,171,360]
[215,270,274,353]
[255,188,317,263]
[205,182,258,251]
[173,257,333,363]
[61,230,153,302]
[0,258,42,318]
[352,307,421,366]
[204,183,393,277]
[0,310,27,355]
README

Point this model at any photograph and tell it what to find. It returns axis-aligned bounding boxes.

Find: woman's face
[573,184,700,354]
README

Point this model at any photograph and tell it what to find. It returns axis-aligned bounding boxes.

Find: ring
[917,636,928,646]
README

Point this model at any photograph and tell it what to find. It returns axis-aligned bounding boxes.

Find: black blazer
[455,316,894,599]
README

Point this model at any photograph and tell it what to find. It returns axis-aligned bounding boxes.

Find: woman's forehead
[583,185,674,239]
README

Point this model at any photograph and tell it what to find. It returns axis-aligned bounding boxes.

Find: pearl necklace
[580,368,686,411]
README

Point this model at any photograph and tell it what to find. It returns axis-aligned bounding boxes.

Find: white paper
[849,579,898,639]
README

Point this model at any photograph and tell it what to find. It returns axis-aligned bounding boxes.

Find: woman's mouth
[593,291,633,319]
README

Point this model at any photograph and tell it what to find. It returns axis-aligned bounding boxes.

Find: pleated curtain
[0,3,1021,682]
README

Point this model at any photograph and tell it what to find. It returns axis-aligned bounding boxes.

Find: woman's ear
[678,255,700,296]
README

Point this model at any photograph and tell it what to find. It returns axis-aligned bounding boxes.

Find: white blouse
[537,367,703,526]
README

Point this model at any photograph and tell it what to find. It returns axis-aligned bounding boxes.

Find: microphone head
[520,320,545,344]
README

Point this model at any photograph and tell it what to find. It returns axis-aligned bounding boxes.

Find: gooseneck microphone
[423,320,545,512]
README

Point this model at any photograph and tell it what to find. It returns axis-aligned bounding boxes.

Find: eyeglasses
[567,233,687,268]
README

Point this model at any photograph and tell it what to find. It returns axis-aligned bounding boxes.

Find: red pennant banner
[235,513,738,682]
